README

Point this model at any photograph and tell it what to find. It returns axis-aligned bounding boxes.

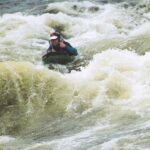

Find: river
[0,0,150,149]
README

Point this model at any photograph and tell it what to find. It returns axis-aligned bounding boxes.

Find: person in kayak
[42,32,78,60]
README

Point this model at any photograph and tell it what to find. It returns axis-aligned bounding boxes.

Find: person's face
[51,38,59,47]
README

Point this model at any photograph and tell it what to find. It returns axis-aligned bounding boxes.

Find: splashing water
[0,0,150,149]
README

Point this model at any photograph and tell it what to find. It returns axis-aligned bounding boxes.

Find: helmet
[50,32,60,40]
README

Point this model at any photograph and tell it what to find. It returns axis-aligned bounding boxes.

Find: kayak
[42,52,76,65]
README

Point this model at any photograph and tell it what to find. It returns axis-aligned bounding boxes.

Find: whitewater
[0,0,150,149]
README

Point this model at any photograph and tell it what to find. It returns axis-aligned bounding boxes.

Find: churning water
[0,0,150,149]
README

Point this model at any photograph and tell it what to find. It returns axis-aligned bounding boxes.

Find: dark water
[0,0,139,15]
[0,0,56,15]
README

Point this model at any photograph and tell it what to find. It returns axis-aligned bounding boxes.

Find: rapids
[0,0,150,149]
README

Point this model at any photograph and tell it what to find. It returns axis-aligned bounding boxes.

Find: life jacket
[48,41,72,55]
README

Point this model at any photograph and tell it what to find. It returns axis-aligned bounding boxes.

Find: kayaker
[42,32,78,60]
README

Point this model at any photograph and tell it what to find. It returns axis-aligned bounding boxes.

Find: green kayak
[42,52,76,65]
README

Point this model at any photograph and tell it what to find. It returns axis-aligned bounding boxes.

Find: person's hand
[59,41,66,48]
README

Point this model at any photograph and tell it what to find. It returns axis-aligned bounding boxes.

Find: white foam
[129,23,150,36]
[0,136,14,144]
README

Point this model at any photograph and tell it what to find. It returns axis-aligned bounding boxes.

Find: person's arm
[65,44,78,56]
[60,42,78,56]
